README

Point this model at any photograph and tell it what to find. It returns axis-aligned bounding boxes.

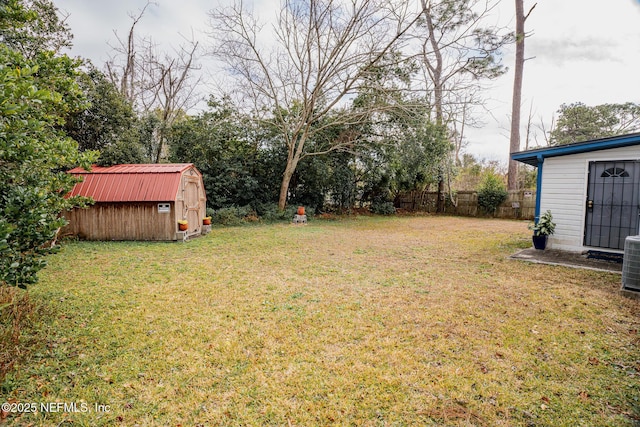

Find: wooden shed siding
[540,145,640,252]
[64,164,207,241]
[63,202,177,241]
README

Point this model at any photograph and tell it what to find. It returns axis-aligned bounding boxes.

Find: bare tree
[139,38,201,162]
[208,0,419,210]
[105,1,152,105]
[535,113,554,147]
[524,98,534,150]
[416,0,510,210]
[106,1,201,162]
[418,0,508,125]
[451,97,470,165]
[507,0,535,190]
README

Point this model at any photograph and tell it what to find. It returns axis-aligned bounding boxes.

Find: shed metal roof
[67,163,194,202]
[511,132,640,166]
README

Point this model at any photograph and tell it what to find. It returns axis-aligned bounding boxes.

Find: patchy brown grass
[2,216,639,426]
[0,287,35,383]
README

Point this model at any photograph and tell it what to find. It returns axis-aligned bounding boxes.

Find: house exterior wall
[62,202,177,241]
[540,145,640,252]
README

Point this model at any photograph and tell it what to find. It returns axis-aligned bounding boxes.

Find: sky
[53,0,640,164]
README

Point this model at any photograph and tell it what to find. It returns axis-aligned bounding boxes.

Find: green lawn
[2,216,639,426]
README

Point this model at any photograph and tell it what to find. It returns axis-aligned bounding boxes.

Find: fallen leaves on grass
[2,216,639,426]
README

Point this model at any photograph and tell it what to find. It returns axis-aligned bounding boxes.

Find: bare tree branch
[415,0,510,209]
[105,2,202,162]
[208,0,420,209]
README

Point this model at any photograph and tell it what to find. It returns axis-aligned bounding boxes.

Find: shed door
[183,176,202,235]
[584,160,640,250]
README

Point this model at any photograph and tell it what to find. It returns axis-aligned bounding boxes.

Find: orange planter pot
[297,206,305,216]
[203,217,211,225]
[178,222,188,231]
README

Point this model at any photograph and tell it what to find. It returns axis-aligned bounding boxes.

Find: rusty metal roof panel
[68,163,193,174]
[67,164,194,202]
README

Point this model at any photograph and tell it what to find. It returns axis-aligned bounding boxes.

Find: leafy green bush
[257,204,316,222]
[208,204,318,225]
[477,174,508,216]
[371,201,396,215]
[0,44,97,288]
[211,206,252,226]
[255,204,293,222]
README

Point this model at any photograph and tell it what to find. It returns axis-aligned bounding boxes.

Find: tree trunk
[422,1,447,212]
[508,0,527,190]
[278,164,296,211]
[155,128,164,163]
[277,131,306,211]
[436,175,445,212]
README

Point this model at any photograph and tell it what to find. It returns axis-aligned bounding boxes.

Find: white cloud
[465,0,640,162]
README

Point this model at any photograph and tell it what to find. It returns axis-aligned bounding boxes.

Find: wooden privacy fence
[396,190,536,220]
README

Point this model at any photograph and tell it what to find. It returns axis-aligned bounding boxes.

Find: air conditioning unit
[622,235,640,292]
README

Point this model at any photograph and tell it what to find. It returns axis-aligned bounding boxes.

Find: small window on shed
[601,167,629,178]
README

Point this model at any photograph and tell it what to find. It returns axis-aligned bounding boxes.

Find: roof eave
[511,132,640,166]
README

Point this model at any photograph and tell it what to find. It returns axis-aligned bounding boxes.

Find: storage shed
[63,163,207,241]
[512,132,640,253]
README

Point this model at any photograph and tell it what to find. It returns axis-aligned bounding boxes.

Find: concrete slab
[510,248,622,274]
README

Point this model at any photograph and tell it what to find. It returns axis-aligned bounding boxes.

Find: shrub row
[206,204,318,226]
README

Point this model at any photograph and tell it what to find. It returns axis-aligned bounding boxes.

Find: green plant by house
[530,210,556,236]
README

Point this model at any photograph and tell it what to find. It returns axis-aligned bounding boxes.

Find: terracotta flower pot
[178,222,188,231]
[203,217,211,225]
[297,206,305,216]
